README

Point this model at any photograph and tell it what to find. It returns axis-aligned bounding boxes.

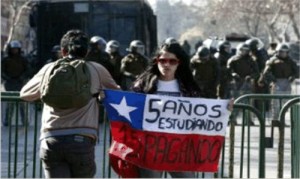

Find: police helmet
[164,37,178,45]
[217,40,231,52]
[245,38,265,50]
[9,40,22,48]
[90,36,107,49]
[196,46,210,58]
[276,43,289,52]
[105,40,120,53]
[203,38,218,54]
[236,43,250,55]
[127,40,145,55]
[245,38,259,51]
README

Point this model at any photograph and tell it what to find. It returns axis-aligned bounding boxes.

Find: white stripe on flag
[142,94,230,136]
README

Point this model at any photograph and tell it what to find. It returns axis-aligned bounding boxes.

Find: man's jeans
[40,135,96,178]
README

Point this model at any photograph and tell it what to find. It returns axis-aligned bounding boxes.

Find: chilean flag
[103,90,231,177]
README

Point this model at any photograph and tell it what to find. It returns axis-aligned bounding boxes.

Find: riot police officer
[1,40,29,126]
[245,38,269,72]
[214,40,232,99]
[105,40,123,85]
[227,43,260,125]
[259,43,298,121]
[120,40,149,90]
[190,46,219,98]
[245,38,270,114]
[2,40,29,91]
[85,36,114,75]
[227,43,260,98]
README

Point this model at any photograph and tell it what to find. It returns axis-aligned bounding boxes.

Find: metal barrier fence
[1,92,43,178]
[232,94,300,178]
[291,101,300,178]
[1,92,299,178]
[1,91,113,178]
[278,97,300,178]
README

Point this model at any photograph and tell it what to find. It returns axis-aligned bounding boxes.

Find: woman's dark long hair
[132,43,201,95]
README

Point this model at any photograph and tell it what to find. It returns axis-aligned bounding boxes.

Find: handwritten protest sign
[103,89,231,174]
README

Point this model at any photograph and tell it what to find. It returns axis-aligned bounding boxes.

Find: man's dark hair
[60,29,88,58]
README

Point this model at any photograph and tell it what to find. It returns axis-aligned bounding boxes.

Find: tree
[152,0,299,50]
[3,0,34,52]
[210,0,300,43]
[155,0,204,47]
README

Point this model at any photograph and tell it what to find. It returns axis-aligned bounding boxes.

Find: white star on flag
[109,96,137,122]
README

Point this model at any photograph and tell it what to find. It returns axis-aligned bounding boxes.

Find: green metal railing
[233,94,300,178]
[227,103,265,178]
[1,91,114,178]
[235,94,300,126]
[291,102,300,178]
[277,97,300,178]
[1,92,300,178]
[1,92,43,178]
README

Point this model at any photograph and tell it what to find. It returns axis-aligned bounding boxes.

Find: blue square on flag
[103,90,145,129]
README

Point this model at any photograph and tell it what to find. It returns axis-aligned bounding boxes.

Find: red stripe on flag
[109,121,225,172]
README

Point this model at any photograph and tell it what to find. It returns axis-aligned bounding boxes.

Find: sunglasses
[156,58,180,65]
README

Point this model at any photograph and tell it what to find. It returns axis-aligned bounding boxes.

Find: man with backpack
[20,29,120,178]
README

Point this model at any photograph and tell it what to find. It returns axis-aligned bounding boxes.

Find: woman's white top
[156,79,181,97]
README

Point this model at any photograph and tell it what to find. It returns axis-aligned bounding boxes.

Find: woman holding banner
[131,42,202,178]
